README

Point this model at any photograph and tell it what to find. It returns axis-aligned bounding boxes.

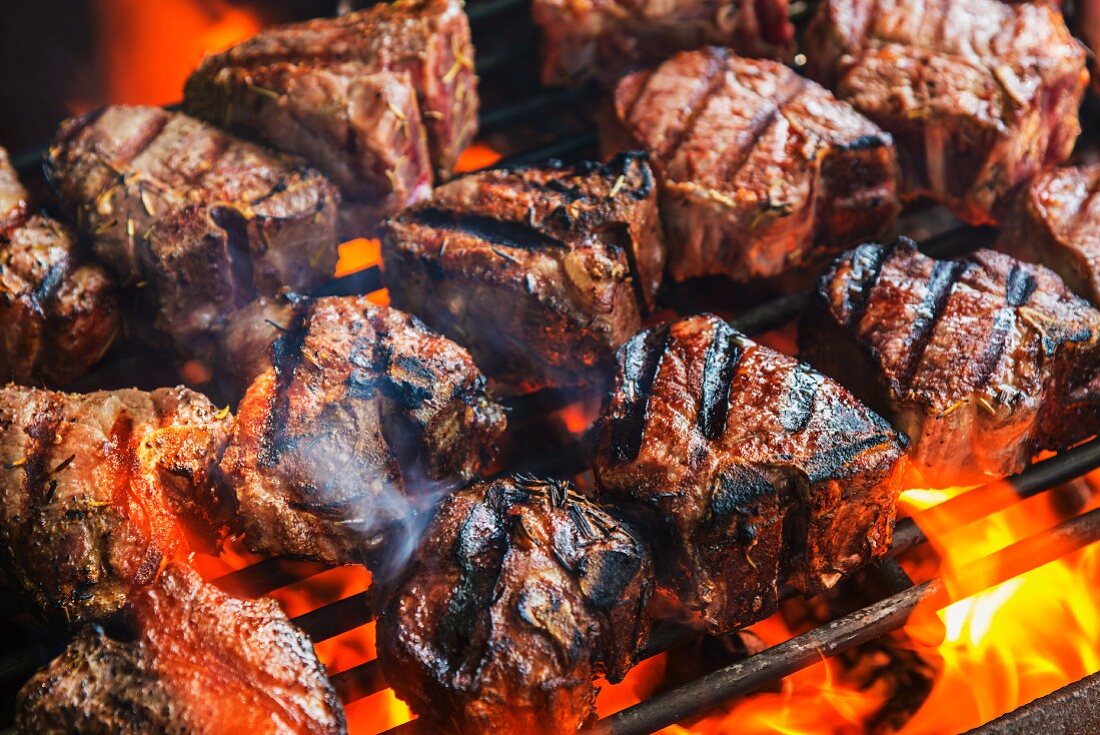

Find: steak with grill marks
[383,152,665,392]
[377,475,653,735]
[997,165,1100,306]
[219,296,506,566]
[46,105,340,361]
[16,563,346,735]
[532,0,794,86]
[0,147,119,386]
[800,239,1100,486]
[593,314,906,633]
[605,48,899,285]
[804,0,1088,225]
[0,385,231,626]
[185,0,475,230]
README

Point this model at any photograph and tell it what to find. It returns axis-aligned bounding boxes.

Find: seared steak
[16,564,346,735]
[0,385,231,626]
[997,165,1100,305]
[804,0,1088,224]
[383,152,665,392]
[378,476,652,735]
[800,239,1100,486]
[0,147,119,385]
[219,296,505,566]
[533,0,793,86]
[46,105,340,360]
[186,0,476,227]
[606,48,899,284]
[593,314,906,633]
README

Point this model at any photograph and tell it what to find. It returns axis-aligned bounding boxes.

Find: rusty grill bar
[3,0,1100,733]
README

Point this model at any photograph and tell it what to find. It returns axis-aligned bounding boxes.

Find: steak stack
[801,239,1100,486]
[605,47,899,285]
[594,314,906,633]
[186,0,477,233]
[47,105,341,364]
[384,152,665,392]
[378,475,653,735]
[804,0,1088,224]
[0,147,118,385]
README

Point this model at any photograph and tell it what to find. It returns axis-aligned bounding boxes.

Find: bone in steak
[377,475,653,735]
[804,0,1088,225]
[800,239,1100,487]
[997,164,1100,306]
[0,385,231,626]
[219,296,506,566]
[46,105,340,361]
[383,152,665,392]
[0,147,119,385]
[593,314,906,633]
[16,563,346,735]
[532,0,794,86]
[186,0,475,234]
[605,47,899,284]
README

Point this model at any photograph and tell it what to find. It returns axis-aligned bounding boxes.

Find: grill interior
[3,0,1100,733]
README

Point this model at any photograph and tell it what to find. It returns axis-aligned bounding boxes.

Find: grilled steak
[593,314,906,633]
[16,563,346,735]
[606,48,899,284]
[219,296,506,566]
[0,385,231,626]
[804,0,1088,225]
[997,165,1100,306]
[533,0,794,86]
[46,105,340,360]
[378,475,653,735]
[185,0,476,229]
[0,148,119,385]
[383,153,665,392]
[800,239,1100,486]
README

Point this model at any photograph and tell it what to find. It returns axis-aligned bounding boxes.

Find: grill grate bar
[591,505,1100,735]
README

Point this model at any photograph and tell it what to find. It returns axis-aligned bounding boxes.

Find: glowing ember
[93,0,260,109]
[454,143,502,172]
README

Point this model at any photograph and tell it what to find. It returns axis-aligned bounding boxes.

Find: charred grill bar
[3,0,1100,733]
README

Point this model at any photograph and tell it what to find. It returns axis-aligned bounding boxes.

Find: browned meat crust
[16,563,346,734]
[0,385,231,626]
[997,164,1100,306]
[804,0,1088,224]
[0,147,119,385]
[800,239,1100,486]
[377,476,653,735]
[186,0,476,209]
[46,106,340,360]
[606,48,899,284]
[219,296,506,566]
[383,152,666,392]
[533,0,794,86]
[593,314,906,633]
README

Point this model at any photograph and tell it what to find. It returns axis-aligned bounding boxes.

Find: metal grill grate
[4,0,1100,733]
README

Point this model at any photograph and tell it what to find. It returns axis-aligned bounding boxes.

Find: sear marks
[383,152,665,393]
[800,239,1100,486]
[998,164,1100,307]
[186,0,477,235]
[219,296,506,566]
[605,47,899,285]
[16,563,346,735]
[377,476,653,735]
[594,314,905,634]
[532,0,794,86]
[0,147,119,386]
[804,0,1088,225]
[46,105,340,363]
[0,385,231,627]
